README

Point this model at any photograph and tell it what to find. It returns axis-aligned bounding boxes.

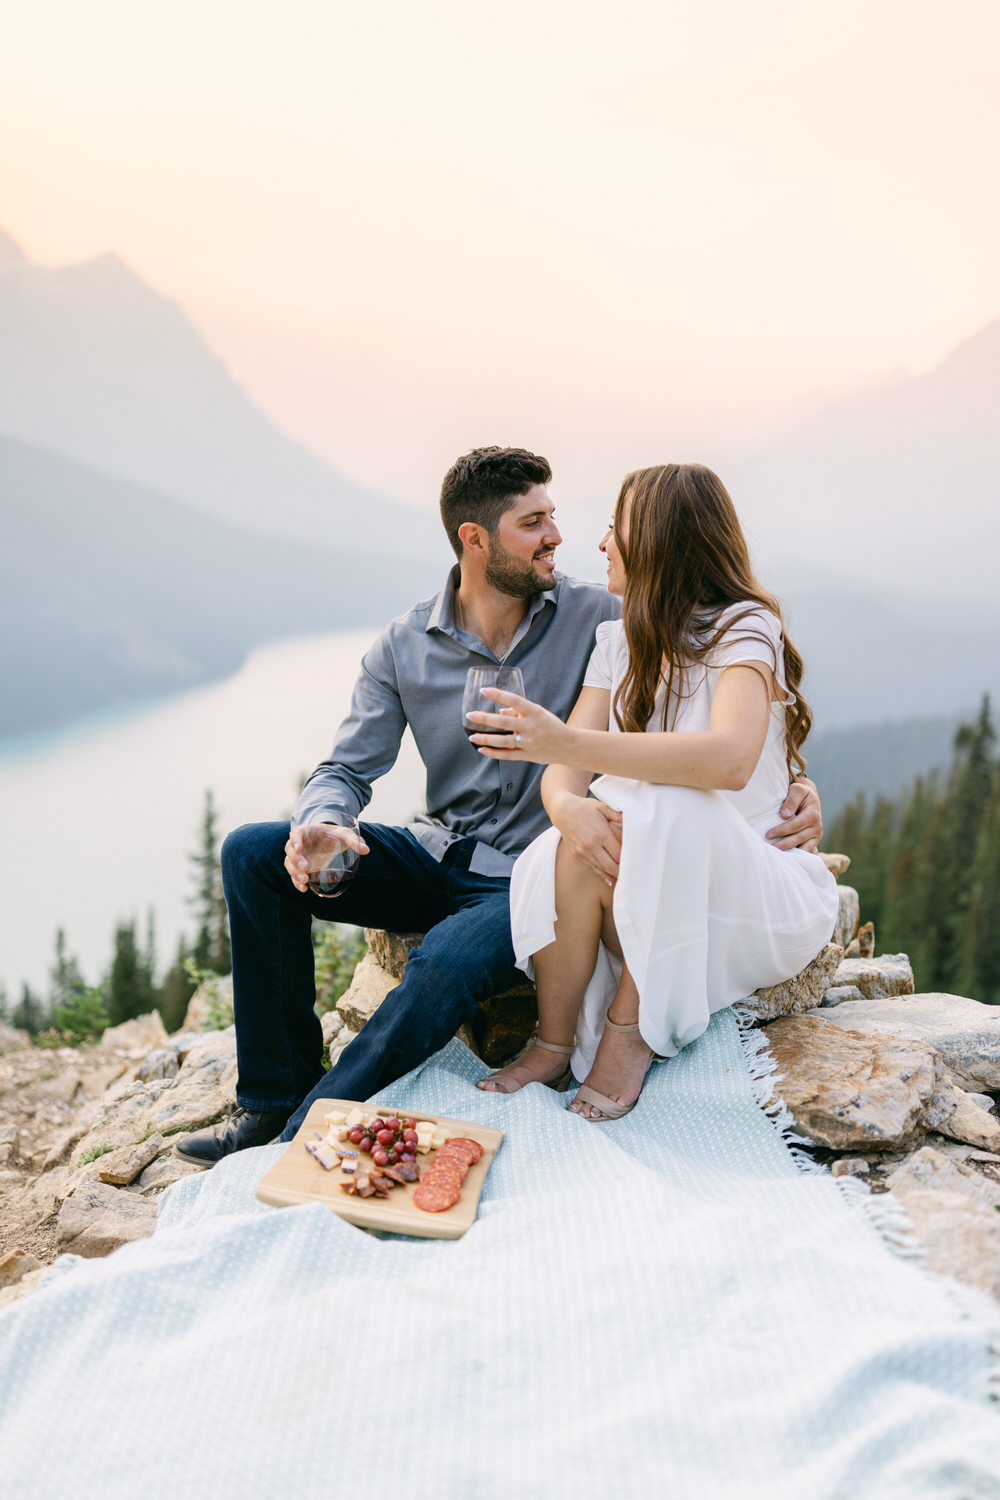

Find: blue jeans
[219,822,521,1142]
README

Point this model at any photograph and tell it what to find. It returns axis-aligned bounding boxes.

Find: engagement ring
[514,733,521,746]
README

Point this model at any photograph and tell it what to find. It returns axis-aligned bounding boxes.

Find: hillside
[0,436,437,737]
[0,231,448,566]
[729,318,1000,602]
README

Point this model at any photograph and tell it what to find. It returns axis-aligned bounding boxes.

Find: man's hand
[284,822,370,893]
[765,777,823,853]
[549,792,623,885]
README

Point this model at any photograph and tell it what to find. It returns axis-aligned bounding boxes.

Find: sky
[1,0,999,509]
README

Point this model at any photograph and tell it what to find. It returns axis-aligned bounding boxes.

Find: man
[178,447,823,1165]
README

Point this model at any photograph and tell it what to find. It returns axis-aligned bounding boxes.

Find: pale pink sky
[2,0,998,508]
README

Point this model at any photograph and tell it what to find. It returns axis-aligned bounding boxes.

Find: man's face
[483,485,563,599]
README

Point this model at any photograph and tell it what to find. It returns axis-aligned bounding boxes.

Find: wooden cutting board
[255,1098,504,1240]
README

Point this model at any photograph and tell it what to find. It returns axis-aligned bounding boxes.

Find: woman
[467,463,838,1120]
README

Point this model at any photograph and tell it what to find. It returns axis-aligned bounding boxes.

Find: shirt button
[506,783,513,791]
[490,818,498,825]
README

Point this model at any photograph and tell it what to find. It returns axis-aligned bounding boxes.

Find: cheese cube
[344,1108,366,1129]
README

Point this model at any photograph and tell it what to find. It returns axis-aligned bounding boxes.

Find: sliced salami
[422,1162,466,1189]
[413,1182,460,1213]
[438,1138,482,1165]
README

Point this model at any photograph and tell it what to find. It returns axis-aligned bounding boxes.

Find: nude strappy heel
[476,1038,575,1095]
[568,1016,653,1122]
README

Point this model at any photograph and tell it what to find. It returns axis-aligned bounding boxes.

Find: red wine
[464,720,515,739]
[308,856,359,897]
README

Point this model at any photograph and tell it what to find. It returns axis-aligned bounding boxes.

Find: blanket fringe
[732,1005,826,1176]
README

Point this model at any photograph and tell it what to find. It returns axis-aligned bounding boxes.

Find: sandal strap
[534,1038,575,1056]
[604,1017,641,1034]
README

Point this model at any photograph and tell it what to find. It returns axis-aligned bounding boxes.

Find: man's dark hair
[439,447,552,560]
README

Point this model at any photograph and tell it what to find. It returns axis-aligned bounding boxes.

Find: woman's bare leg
[478,841,612,1092]
[567,946,655,1120]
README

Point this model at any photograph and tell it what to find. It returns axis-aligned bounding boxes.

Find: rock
[101,1012,168,1051]
[0,1144,11,1167]
[26,1071,82,1105]
[0,1249,41,1287]
[56,1180,157,1257]
[743,944,844,1022]
[41,1124,90,1172]
[832,887,860,950]
[888,1145,1000,1207]
[845,921,875,959]
[885,1146,1000,1298]
[137,1150,207,1192]
[814,993,1000,1093]
[336,952,401,1032]
[937,1087,1000,1152]
[79,1062,130,1097]
[137,1047,179,1082]
[0,1268,44,1309]
[967,1093,997,1113]
[321,1010,343,1048]
[763,1014,952,1150]
[821,985,867,1007]
[833,954,914,999]
[470,985,539,1065]
[0,1024,31,1055]
[830,1158,870,1178]
[819,852,851,880]
[364,928,425,980]
[97,1133,165,1185]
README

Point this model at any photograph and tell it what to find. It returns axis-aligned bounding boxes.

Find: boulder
[336,952,401,1032]
[137,1149,207,1192]
[814,993,1000,1093]
[364,928,425,980]
[97,1133,165,1186]
[0,1268,44,1309]
[845,922,875,959]
[821,985,866,1007]
[0,1249,40,1287]
[743,944,843,1022]
[763,1014,953,1150]
[832,887,860,951]
[937,1087,1000,1152]
[886,1147,1000,1299]
[833,954,914,999]
[818,852,850,880]
[56,1180,158,1257]
[321,1009,344,1048]
[137,1047,180,1082]
[0,1023,31,1055]
[101,1011,168,1052]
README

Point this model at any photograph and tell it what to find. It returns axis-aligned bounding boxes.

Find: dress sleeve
[707,607,783,674]
[582,621,615,690]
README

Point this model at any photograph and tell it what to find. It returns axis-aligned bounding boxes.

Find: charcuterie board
[255,1098,504,1240]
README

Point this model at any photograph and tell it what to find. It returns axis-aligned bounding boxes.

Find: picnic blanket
[3,1010,1000,1499]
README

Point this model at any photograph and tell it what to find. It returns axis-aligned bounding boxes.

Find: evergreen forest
[826,698,1000,1003]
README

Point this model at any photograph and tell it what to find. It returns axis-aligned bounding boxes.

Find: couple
[178,448,834,1163]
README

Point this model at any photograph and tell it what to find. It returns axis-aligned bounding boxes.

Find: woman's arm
[470,662,773,790]
[539,687,624,883]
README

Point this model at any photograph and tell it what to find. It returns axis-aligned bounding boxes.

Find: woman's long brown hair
[611,463,811,778]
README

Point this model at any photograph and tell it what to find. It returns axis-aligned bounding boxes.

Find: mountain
[0,436,436,738]
[0,231,448,567]
[729,317,1000,603]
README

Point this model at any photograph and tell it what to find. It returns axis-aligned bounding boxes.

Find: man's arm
[765,777,823,853]
[293,633,407,827]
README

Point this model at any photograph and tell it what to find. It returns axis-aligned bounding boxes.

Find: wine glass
[462,667,526,743]
[304,815,362,898]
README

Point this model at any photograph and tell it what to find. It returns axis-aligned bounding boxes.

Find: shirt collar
[426,566,562,643]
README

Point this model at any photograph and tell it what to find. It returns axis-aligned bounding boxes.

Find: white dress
[509,605,840,1080]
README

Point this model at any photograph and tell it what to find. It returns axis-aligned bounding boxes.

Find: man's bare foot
[567,1018,654,1119]
[476,1043,572,1095]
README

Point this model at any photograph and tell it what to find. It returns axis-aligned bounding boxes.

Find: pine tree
[105,919,156,1027]
[956,764,1000,1002]
[156,935,197,1034]
[49,928,85,1010]
[189,791,231,977]
[13,983,45,1036]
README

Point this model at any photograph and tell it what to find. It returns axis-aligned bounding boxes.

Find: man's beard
[484,537,557,600]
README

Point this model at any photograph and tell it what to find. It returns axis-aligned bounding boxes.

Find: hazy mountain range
[2,228,998,784]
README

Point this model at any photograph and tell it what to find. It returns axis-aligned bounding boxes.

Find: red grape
[402,1129,418,1145]
[376,1128,394,1146]
[386,1150,399,1165]
[371,1147,388,1166]
[370,1119,385,1133]
[358,1137,373,1155]
[348,1128,363,1144]
[402,1151,416,1163]
[384,1117,400,1132]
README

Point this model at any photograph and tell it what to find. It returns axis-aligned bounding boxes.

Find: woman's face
[599,494,630,596]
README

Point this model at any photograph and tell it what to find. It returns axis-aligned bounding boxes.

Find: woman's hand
[467,687,573,764]
[548,791,623,884]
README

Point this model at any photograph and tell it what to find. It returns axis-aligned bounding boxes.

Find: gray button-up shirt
[293,568,622,876]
